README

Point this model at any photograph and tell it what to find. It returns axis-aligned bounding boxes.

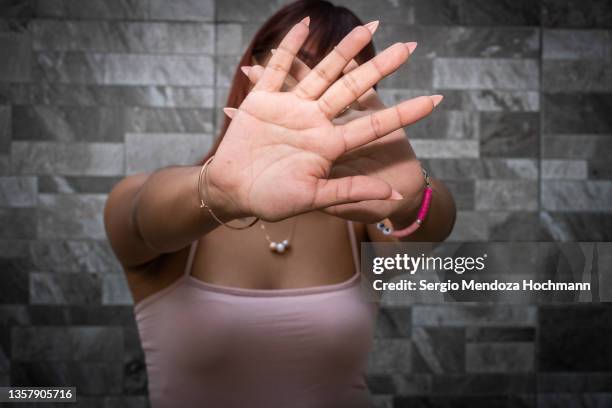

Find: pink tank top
[134,221,378,408]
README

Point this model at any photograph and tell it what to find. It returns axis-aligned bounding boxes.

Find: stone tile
[460,90,539,112]
[539,305,612,327]
[466,343,535,373]
[540,211,612,241]
[35,0,148,19]
[487,211,553,241]
[12,326,122,362]
[376,25,539,59]
[103,396,148,408]
[475,180,538,211]
[0,261,29,304]
[423,158,538,180]
[543,29,610,60]
[588,156,612,180]
[150,0,214,21]
[410,140,479,159]
[216,24,243,55]
[537,372,612,392]
[104,54,214,86]
[29,83,214,109]
[412,305,537,327]
[37,193,107,239]
[378,58,433,89]
[125,132,213,174]
[10,141,56,174]
[34,51,106,84]
[28,305,135,326]
[541,160,588,180]
[368,339,412,374]
[408,110,479,140]
[31,20,215,54]
[414,0,540,26]
[480,112,539,158]
[55,142,124,176]
[542,181,612,211]
[30,273,102,305]
[125,107,214,134]
[542,93,612,134]
[215,54,244,88]
[102,274,133,305]
[539,326,612,371]
[413,328,464,374]
[0,105,10,153]
[332,0,414,24]
[0,207,36,239]
[11,361,123,394]
[38,175,123,194]
[433,58,539,90]
[542,134,612,160]
[0,33,31,82]
[537,393,612,408]
[542,0,612,28]
[0,176,37,207]
[0,154,9,175]
[466,328,535,342]
[446,211,489,241]
[542,60,612,92]
[12,106,125,142]
[36,52,214,86]
[432,373,535,395]
[444,180,474,210]
[367,374,432,396]
[374,306,412,338]
[395,395,537,407]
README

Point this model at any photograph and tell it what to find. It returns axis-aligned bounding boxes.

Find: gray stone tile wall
[0,1,611,407]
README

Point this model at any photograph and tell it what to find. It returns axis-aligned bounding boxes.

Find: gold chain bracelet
[198,155,259,230]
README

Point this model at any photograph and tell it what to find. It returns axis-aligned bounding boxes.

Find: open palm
[208,18,437,222]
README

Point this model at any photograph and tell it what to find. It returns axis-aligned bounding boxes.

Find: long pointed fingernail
[240,66,251,76]
[223,107,237,118]
[300,16,310,26]
[430,94,444,107]
[364,20,379,35]
[390,190,404,200]
[405,42,418,54]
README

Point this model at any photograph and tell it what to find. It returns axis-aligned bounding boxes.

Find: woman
[104,1,456,407]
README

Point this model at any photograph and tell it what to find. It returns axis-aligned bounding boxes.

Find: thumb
[312,175,403,209]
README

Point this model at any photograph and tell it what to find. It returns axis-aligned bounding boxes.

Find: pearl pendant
[269,240,290,254]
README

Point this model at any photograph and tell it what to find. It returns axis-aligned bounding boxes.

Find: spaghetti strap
[183,239,199,277]
[346,221,361,275]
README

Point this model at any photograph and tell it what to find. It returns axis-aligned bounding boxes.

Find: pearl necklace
[259,218,297,254]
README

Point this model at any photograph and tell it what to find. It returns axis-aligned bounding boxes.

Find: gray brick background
[0,0,611,407]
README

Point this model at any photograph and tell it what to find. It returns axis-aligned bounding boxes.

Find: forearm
[133,165,240,253]
[387,177,456,242]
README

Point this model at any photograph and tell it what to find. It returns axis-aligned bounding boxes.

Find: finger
[253,16,310,92]
[244,64,299,91]
[340,59,385,111]
[273,50,311,82]
[336,95,443,151]
[318,42,417,118]
[312,175,402,209]
[293,21,378,100]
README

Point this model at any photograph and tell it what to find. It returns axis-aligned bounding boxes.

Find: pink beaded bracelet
[376,168,433,238]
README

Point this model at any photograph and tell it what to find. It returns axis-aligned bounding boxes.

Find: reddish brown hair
[197,0,376,165]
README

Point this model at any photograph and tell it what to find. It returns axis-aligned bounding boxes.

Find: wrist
[200,160,249,222]
[387,186,424,230]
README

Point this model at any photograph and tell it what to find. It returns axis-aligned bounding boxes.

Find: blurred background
[0,0,611,407]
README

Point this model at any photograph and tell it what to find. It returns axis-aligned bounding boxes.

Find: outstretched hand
[208,17,439,222]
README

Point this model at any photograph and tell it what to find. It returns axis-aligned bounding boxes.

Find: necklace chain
[259,218,297,254]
